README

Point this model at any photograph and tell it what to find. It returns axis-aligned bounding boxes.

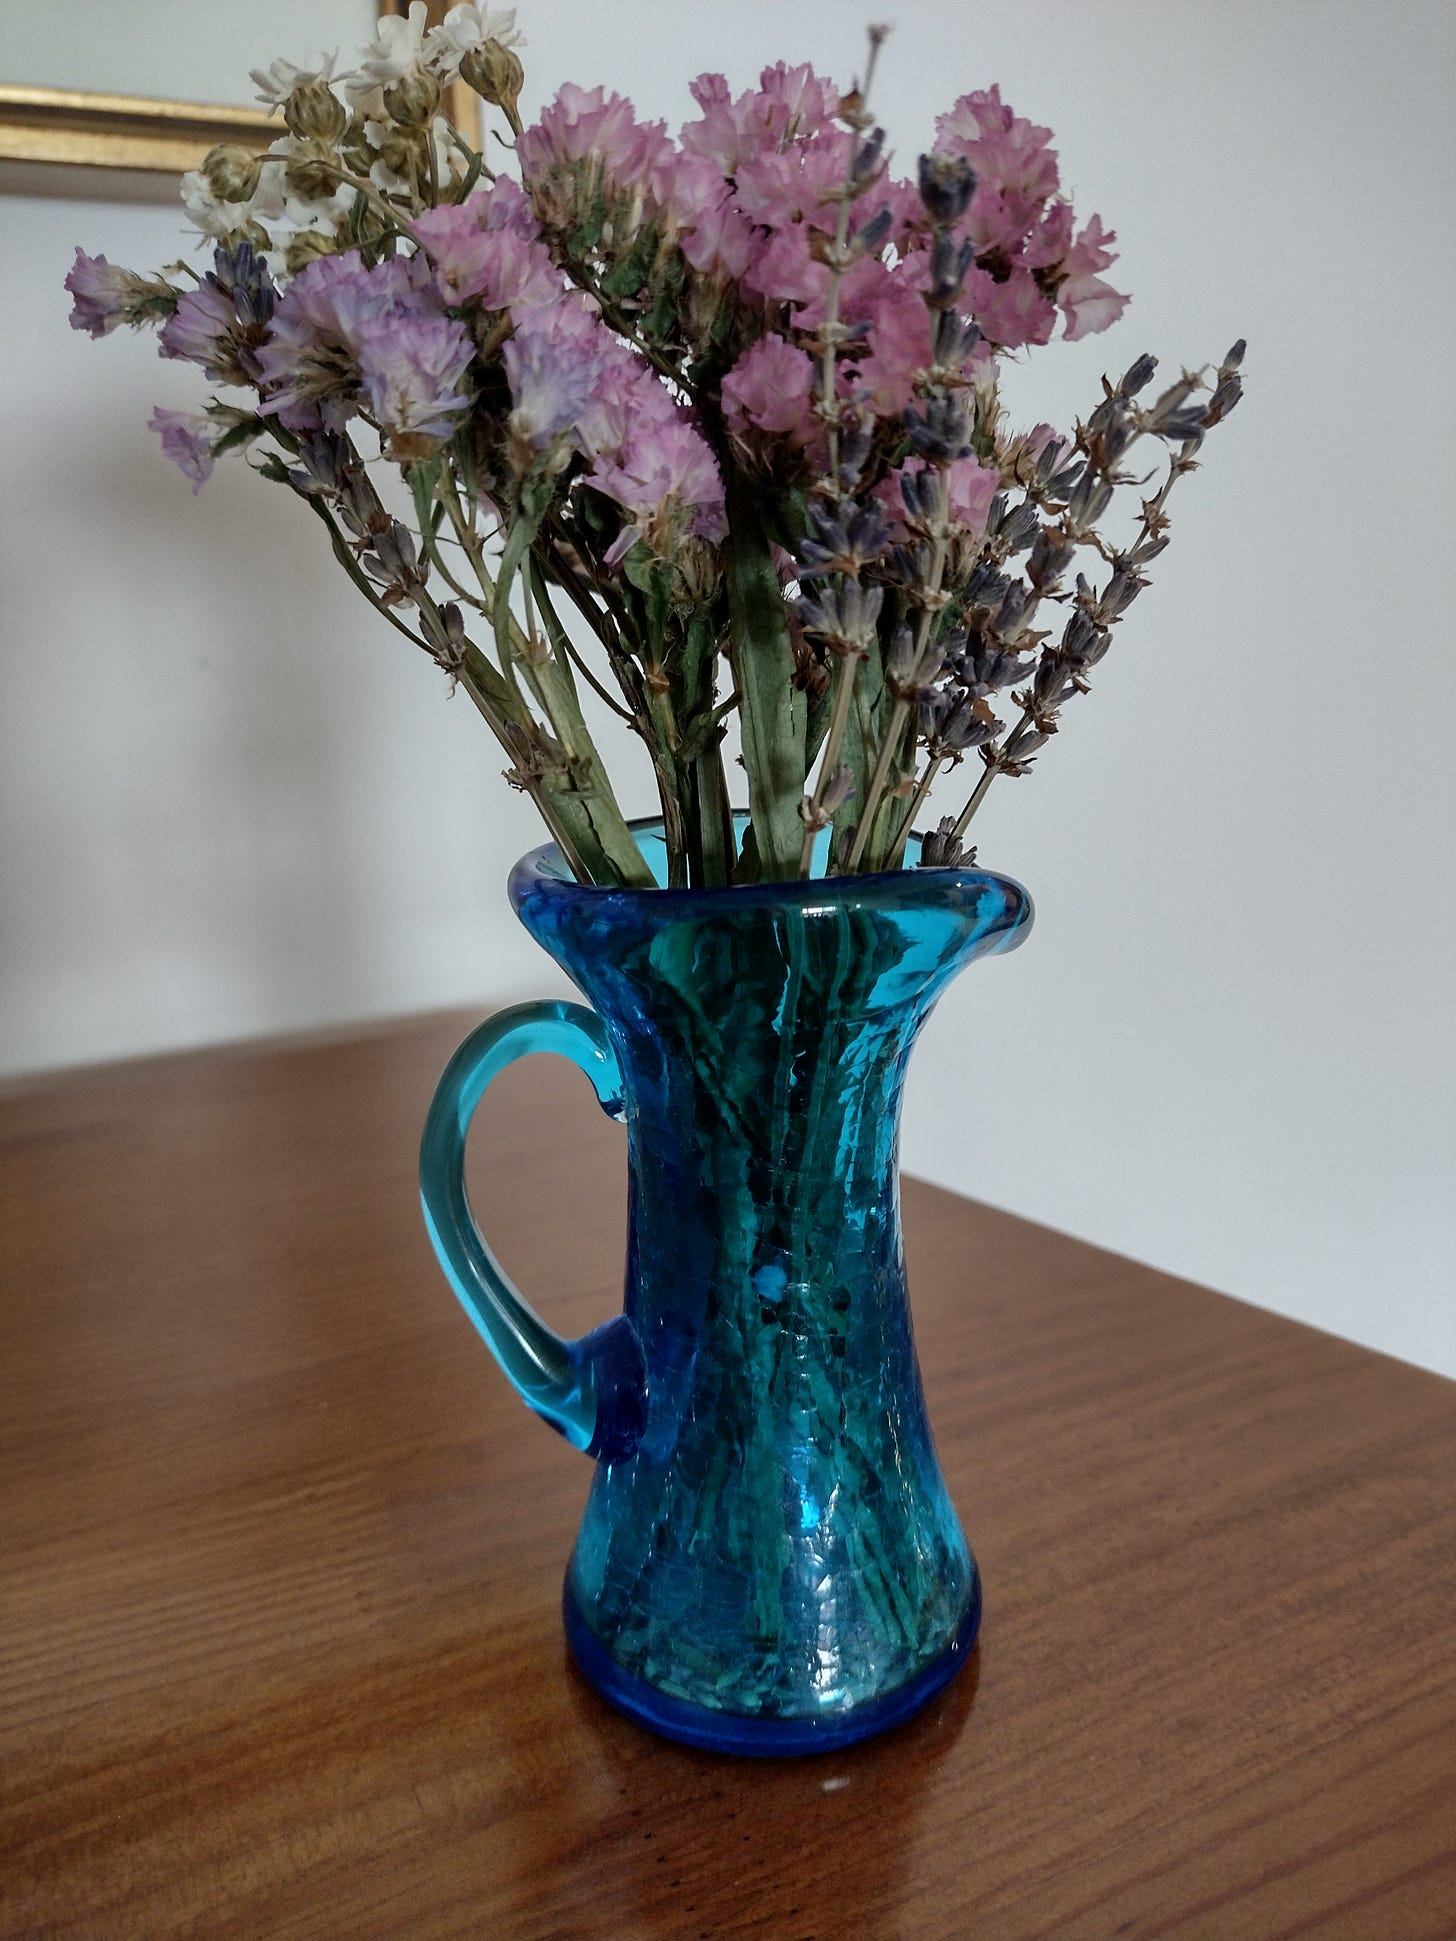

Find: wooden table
[3,1015,1454,1940]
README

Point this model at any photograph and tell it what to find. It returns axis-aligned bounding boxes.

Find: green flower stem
[496,509,655,889]
[887,754,944,866]
[725,472,805,883]
[439,476,531,712]
[846,694,910,871]
[948,748,1002,845]
[797,648,861,877]
[848,474,952,871]
[528,561,635,724]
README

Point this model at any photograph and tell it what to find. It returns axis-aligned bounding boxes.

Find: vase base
[562,1572,981,1757]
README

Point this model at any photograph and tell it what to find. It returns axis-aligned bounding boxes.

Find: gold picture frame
[0,2,476,186]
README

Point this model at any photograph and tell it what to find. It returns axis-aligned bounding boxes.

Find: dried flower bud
[384,66,442,130]
[796,499,890,578]
[1027,527,1076,591]
[200,144,264,204]
[420,600,468,673]
[1066,470,1113,530]
[284,81,348,145]
[362,520,426,603]
[956,637,1036,695]
[1156,411,1208,444]
[886,624,944,702]
[917,152,977,225]
[800,764,856,833]
[927,230,975,309]
[460,39,525,123]
[933,310,980,368]
[849,128,887,193]
[1061,608,1100,663]
[856,206,895,255]
[1000,722,1050,771]
[369,126,419,182]
[922,690,998,759]
[284,230,335,274]
[1095,570,1143,621]
[907,395,973,464]
[988,497,1041,554]
[1143,375,1201,430]
[797,579,884,655]
[919,817,974,869]
[1203,373,1243,425]
[1223,339,1247,370]
[1117,352,1158,398]
[283,139,344,202]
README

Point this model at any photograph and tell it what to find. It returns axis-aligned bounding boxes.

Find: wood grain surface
[2,1013,1454,1940]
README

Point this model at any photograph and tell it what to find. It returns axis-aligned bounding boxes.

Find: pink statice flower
[937,86,1060,228]
[148,406,215,492]
[1054,214,1129,340]
[932,87,1127,347]
[961,263,1057,351]
[65,250,177,337]
[734,132,848,233]
[518,84,670,233]
[678,195,757,283]
[355,312,474,457]
[591,415,727,566]
[256,251,430,429]
[722,333,816,443]
[813,256,935,415]
[577,341,679,461]
[501,295,614,448]
[679,63,839,175]
[412,188,561,311]
[650,151,757,283]
[741,226,825,306]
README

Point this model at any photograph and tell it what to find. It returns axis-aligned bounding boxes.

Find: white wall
[2,1,1452,1376]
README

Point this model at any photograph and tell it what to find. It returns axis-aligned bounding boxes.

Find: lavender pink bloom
[517,83,671,205]
[159,279,242,376]
[931,87,1128,348]
[411,179,562,312]
[679,64,839,176]
[149,406,215,492]
[501,293,724,561]
[592,416,727,565]
[65,250,165,337]
[650,152,756,283]
[355,313,475,452]
[937,87,1061,227]
[255,252,433,430]
[722,334,816,444]
[502,296,613,447]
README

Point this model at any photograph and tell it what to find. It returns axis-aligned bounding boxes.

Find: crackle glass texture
[430,822,1032,1753]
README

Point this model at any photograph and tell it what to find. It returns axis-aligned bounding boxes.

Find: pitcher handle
[419,1001,646,1463]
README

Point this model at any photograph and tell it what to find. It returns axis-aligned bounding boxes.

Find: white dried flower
[424,4,525,81]
[361,112,462,198]
[348,1,429,100]
[180,156,287,241]
[250,52,340,111]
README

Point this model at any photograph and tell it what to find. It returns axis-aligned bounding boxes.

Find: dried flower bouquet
[67,3,1243,891]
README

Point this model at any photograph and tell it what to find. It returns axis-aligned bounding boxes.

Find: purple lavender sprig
[935,340,1246,850]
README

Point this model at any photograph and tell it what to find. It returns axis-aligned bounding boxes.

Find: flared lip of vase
[509,814,1034,941]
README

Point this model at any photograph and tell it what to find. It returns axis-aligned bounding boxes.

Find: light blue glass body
[420,820,1032,1754]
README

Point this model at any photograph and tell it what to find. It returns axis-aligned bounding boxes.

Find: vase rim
[509,814,1033,929]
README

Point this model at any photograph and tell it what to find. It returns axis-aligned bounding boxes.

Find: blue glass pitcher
[420,821,1032,1754]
